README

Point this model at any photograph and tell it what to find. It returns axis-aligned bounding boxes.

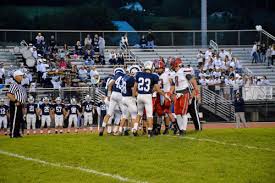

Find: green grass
[1,128,275,183]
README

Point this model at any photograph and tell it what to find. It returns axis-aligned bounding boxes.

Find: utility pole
[201,0,207,47]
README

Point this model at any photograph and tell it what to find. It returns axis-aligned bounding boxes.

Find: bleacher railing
[0,29,274,47]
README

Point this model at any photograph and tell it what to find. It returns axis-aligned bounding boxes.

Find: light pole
[201,0,207,47]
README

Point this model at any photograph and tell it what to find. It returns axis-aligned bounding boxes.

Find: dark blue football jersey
[82,101,93,112]
[52,104,65,115]
[0,105,9,116]
[40,104,51,115]
[67,105,80,115]
[121,75,135,97]
[26,104,37,114]
[135,72,159,94]
[112,72,125,93]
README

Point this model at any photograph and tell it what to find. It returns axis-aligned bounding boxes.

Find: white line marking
[166,135,275,152]
[0,149,148,183]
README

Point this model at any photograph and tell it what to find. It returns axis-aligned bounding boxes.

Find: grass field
[1,128,275,183]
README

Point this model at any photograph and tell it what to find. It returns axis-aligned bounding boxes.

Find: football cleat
[162,128,169,135]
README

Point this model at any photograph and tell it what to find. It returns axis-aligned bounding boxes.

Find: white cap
[13,70,24,78]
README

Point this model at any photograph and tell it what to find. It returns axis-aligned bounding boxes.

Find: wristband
[107,91,111,97]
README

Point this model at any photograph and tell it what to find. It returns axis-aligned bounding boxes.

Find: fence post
[55,32,57,42]
[215,32,218,43]
[80,32,82,43]
[193,32,196,47]
[238,31,240,45]
[4,31,7,42]
[171,32,174,46]
[30,32,32,42]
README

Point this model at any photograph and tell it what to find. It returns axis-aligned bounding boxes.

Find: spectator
[261,76,270,85]
[93,34,99,52]
[214,76,221,95]
[58,58,68,70]
[32,47,38,59]
[84,34,93,50]
[266,45,272,66]
[207,76,215,92]
[0,63,5,84]
[98,35,105,57]
[140,34,147,49]
[234,93,247,128]
[109,51,117,65]
[120,33,128,50]
[117,51,124,65]
[251,42,258,63]
[78,66,88,81]
[197,50,204,67]
[260,43,267,63]
[75,41,83,55]
[49,35,58,53]
[235,58,243,73]
[35,32,44,46]
[146,30,155,49]
[204,47,212,61]
[272,44,275,65]
[83,49,95,60]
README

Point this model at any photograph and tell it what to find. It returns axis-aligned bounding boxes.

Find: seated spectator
[117,52,124,65]
[146,30,155,49]
[120,33,128,50]
[109,51,117,65]
[58,58,68,70]
[90,66,99,82]
[235,58,242,73]
[204,47,212,61]
[75,41,83,55]
[85,57,95,66]
[140,34,147,49]
[84,49,95,60]
[84,34,93,50]
[78,66,88,81]
[261,76,271,85]
[98,35,105,57]
[99,55,105,65]
[93,34,99,52]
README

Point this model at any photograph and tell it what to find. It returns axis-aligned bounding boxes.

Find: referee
[6,70,27,138]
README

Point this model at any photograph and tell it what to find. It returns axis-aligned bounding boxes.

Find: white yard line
[166,135,275,152]
[0,149,148,183]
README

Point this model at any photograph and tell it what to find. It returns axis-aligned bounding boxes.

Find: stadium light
[255,25,262,31]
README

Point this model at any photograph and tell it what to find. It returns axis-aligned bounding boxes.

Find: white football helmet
[129,65,141,75]
[144,61,154,72]
[70,98,77,105]
[55,97,62,104]
[28,96,34,103]
[43,97,49,104]
[85,95,91,102]
[0,98,4,105]
[114,68,125,75]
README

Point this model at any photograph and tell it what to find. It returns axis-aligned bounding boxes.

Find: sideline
[0,149,148,183]
[166,135,275,152]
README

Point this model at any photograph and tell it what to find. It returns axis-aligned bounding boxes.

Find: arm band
[107,91,111,97]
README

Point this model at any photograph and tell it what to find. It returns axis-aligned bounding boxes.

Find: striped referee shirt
[8,83,27,104]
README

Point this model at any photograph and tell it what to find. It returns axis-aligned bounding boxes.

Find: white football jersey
[159,70,172,92]
[172,68,189,91]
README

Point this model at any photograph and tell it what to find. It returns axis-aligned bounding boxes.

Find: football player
[170,57,199,135]
[38,97,52,134]
[66,98,81,133]
[154,60,175,135]
[134,61,170,137]
[99,68,125,136]
[82,95,94,132]
[119,65,141,136]
[24,96,38,135]
[0,98,9,135]
[51,97,66,134]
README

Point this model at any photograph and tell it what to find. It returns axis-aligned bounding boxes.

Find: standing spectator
[93,34,99,52]
[234,93,247,128]
[0,63,5,84]
[272,44,275,66]
[120,33,128,50]
[197,50,204,67]
[140,34,147,49]
[35,32,44,46]
[266,45,272,66]
[260,43,267,63]
[49,35,58,53]
[98,35,105,57]
[146,30,155,49]
[7,70,27,138]
[84,34,93,50]
[251,42,258,63]
[109,51,117,65]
